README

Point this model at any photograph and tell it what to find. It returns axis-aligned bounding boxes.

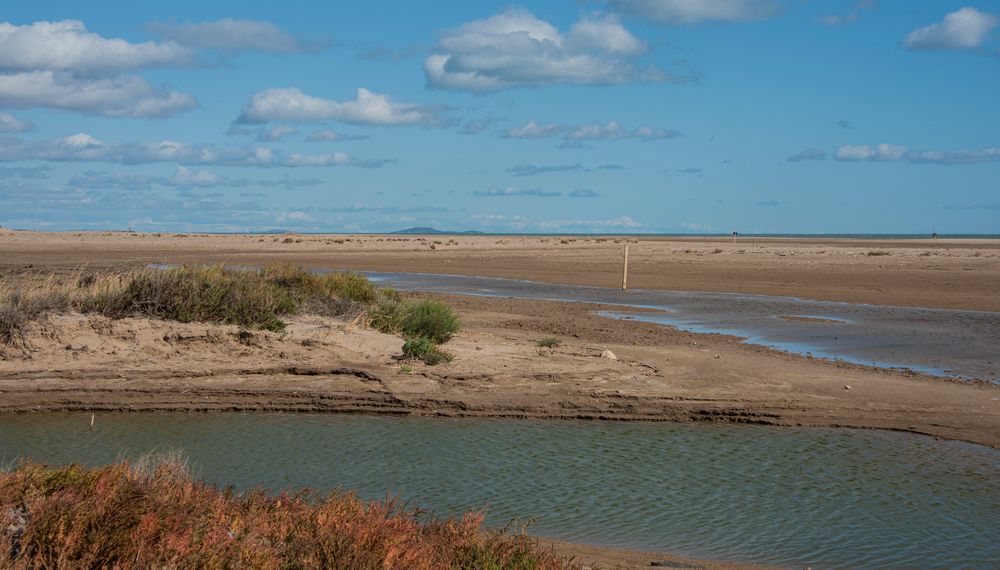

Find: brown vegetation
[0,458,573,569]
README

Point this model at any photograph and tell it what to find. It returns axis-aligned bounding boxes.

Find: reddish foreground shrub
[0,460,574,569]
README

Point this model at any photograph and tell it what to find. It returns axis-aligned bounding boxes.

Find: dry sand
[1,230,998,568]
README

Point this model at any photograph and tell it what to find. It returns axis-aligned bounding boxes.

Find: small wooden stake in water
[622,243,629,290]
[89,413,95,432]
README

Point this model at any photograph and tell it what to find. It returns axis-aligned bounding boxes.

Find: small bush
[402,336,453,365]
[866,250,890,256]
[323,271,377,304]
[0,289,71,346]
[536,337,561,348]
[400,300,461,344]
[76,267,295,332]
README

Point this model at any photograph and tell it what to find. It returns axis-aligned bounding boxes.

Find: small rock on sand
[600,349,617,360]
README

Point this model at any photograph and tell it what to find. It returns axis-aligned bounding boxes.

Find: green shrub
[400,299,461,343]
[76,267,295,332]
[536,337,561,348]
[402,336,453,365]
[323,271,377,304]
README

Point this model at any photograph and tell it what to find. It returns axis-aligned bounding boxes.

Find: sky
[0,0,998,234]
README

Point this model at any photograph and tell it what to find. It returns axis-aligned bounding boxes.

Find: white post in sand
[622,243,629,290]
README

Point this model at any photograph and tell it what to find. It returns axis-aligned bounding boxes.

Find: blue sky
[0,0,998,234]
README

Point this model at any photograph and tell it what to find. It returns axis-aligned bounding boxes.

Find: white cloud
[146,19,308,53]
[255,124,298,142]
[610,0,779,25]
[564,122,681,141]
[0,20,192,74]
[67,168,323,190]
[0,133,392,168]
[169,166,223,187]
[0,112,33,133]
[904,7,998,51]
[305,129,368,142]
[834,144,1000,164]
[500,120,566,139]
[501,119,680,145]
[424,7,670,92]
[0,20,198,118]
[0,71,197,118]
[537,215,642,231]
[473,187,561,197]
[237,87,450,126]
[834,144,908,162]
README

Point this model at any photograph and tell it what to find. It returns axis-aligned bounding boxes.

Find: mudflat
[1,230,998,311]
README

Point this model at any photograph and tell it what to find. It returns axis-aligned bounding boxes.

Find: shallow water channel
[2,413,998,569]
[364,272,1000,382]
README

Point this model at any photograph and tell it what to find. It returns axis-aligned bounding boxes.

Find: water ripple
[1,413,998,569]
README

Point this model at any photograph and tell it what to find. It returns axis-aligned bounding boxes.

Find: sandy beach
[2,230,999,568]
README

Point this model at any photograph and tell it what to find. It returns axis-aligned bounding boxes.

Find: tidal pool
[364,272,1000,382]
[2,413,998,569]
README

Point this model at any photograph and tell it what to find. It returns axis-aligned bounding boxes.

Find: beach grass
[0,265,460,363]
[0,458,573,569]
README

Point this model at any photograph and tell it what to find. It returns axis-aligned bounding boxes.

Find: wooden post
[622,243,629,290]
[89,413,95,432]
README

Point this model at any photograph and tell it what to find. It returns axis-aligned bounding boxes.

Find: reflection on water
[363,272,1000,382]
[2,413,998,569]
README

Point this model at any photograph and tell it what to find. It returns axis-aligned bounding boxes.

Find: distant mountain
[392,227,484,235]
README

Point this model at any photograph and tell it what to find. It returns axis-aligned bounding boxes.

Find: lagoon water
[365,272,1000,382]
[2,413,998,569]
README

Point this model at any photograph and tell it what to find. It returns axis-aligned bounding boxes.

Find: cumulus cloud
[0,20,192,74]
[236,87,450,126]
[609,0,780,25]
[904,7,998,51]
[305,129,368,142]
[473,187,561,197]
[146,19,311,53]
[787,148,827,162]
[0,71,197,118]
[0,20,198,118]
[834,144,1000,164]
[424,7,674,92]
[0,133,392,168]
[255,124,298,142]
[508,163,585,176]
[0,112,33,133]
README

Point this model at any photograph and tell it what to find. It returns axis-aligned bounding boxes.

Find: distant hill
[392,227,484,235]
